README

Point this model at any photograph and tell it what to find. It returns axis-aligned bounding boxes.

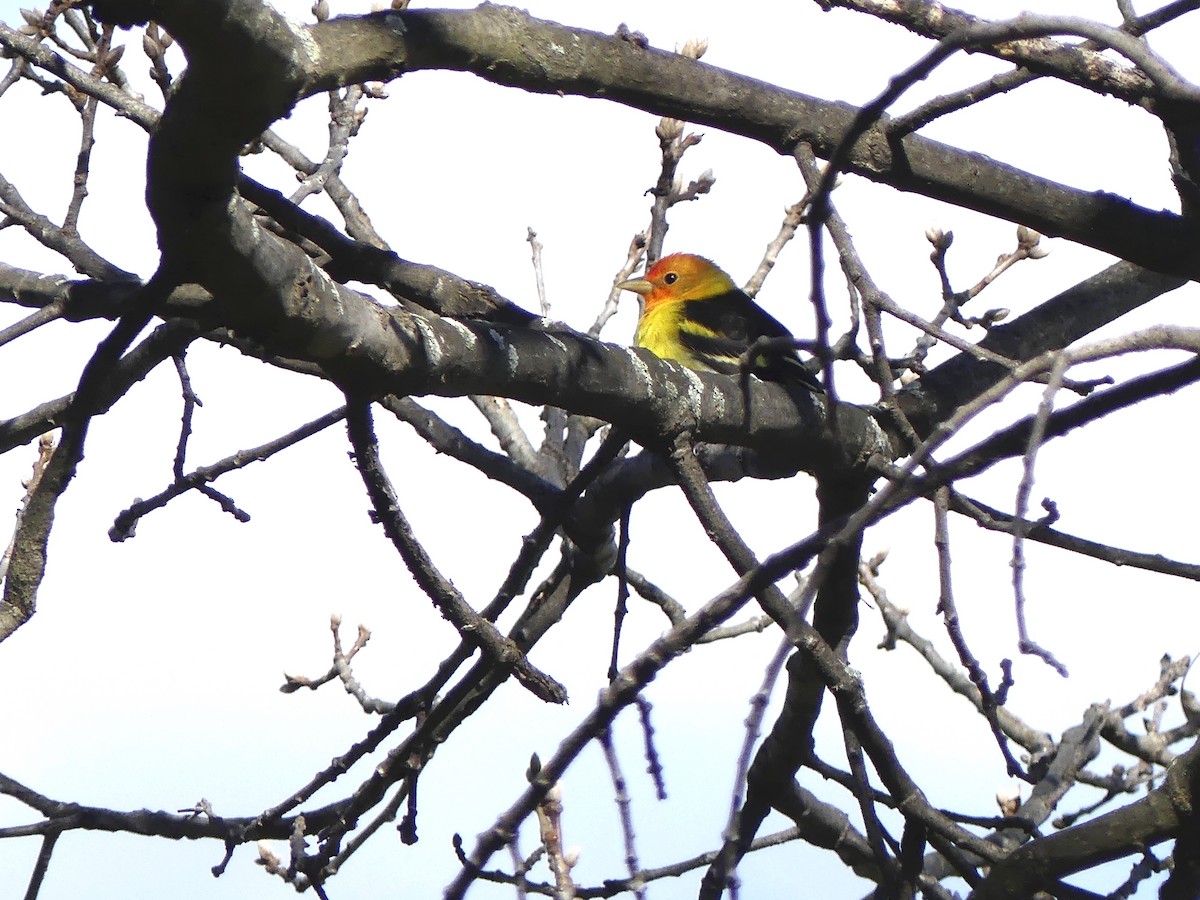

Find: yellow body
[617,252,822,391]
[634,296,719,370]
[622,253,737,369]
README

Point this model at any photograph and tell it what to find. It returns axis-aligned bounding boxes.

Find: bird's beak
[616,277,653,296]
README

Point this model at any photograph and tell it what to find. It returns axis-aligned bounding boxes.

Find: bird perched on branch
[617,253,823,392]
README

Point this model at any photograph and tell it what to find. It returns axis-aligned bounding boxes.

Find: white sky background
[0,0,1198,898]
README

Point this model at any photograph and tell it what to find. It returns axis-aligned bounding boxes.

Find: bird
[617,253,823,392]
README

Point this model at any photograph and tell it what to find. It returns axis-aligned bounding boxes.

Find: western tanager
[618,253,823,392]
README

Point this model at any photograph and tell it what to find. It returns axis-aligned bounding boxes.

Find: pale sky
[1,1,1197,897]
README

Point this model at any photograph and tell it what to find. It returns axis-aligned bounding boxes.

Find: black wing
[680,291,823,392]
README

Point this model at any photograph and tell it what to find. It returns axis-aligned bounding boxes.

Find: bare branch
[109,406,348,541]
[1010,355,1070,676]
[824,0,1200,105]
[343,398,567,705]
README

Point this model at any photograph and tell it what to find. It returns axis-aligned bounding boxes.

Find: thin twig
[599,728,646,900]
[1,434,55,596]
[22,830,59,900]
[608,504,632,681]
[527,227,549,317]
[1011,355,1070,677]
[743,198,809,297]
[947,489,1200,582]
[291,85,363,205]
[170,350,199,477]
[470,395,548,480]
[110,407,347,541]
[931,488,1028,779]
[841,722,897,886]
[344,398,567,704]
[635,696,666,801]
[381,395,557,506]
[591,232,647,339]
[642,38,712,264]
[723,635,790,847]
[281,615,395,714]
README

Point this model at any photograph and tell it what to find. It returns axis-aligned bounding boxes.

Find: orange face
[618,253,736,311]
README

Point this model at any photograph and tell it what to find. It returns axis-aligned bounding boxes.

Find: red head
[618,253,736,311]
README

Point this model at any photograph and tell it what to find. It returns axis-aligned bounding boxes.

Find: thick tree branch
[821,0,1199,106]
[975,740,1200,898]
[65,4,1200,279]
[902,261,1186,436]
[305,6,1200,279]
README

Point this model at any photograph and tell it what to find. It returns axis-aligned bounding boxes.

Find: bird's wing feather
[680,293,823,391]
[682,291,791,342]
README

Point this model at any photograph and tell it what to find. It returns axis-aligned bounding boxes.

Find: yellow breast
[635,299,718,371]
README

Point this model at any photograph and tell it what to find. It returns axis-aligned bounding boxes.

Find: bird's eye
[663,272,679,285]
